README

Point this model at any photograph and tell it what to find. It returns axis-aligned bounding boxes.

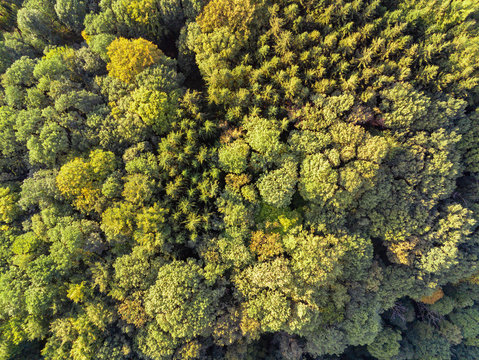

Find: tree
[134,203,170,249]
[0,106,25,174]
[256,160,298,208]
[0,1,20,32]
[99,49,183,143]
[135,323,178,360]
[298,153,338,205]
[41,303,115,360]
[19,170,63,210]
[145,260,223,340]
[27,122,69,166]
[106,37,163,83]
[197,0,257,40]
[100,201,136,242]
[48,218,103,272]
[0,187,19,224]
[243,116,285,163]
[367,328,402,360]
[87,33,116,62]
[122,173,155,205]
[128,86,179,135]
[284,227,372,287]
[218,139,249,174]
[16,1,68,49]
[56,149,117,213]
[2,56,36,88]
[54,0,87,32]
[233,257,296,333]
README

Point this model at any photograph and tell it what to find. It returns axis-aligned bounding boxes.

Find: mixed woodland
[1,0,479,359]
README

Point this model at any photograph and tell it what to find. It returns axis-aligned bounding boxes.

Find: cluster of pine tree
[1,0,479,359]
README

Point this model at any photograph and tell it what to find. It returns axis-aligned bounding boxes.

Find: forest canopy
[1,0,479,359]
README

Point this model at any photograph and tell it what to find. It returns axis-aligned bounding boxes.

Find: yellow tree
[0,187,19,225]
[56,150,117,213]
[106,37,163,83]
[197,0,257,39]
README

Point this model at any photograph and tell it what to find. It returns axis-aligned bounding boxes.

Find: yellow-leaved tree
[56,150,117,213]
[197,0,256,37]
[106,37,163,83]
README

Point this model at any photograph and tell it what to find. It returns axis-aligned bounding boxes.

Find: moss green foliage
[0,0,479,359]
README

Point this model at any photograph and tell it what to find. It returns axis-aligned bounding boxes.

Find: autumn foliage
[1,0,479,359]
[106,37,162,83]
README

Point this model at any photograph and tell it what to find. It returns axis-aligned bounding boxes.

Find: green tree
[367,328,402,360]
[54,0,87,32]
[218,139,249,174]
[257,160,298,208]
[145,260,223,340]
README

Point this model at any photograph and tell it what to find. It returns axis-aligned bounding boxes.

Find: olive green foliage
[1,0,479,359]
[145,260,223,339]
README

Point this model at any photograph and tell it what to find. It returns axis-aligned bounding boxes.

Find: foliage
[145,260,223,340]
[1,0,479,359]
[56,149,117,213]
[106,37,163,83]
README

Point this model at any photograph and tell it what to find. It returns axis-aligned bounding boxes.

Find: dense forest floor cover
[1,0,479,359]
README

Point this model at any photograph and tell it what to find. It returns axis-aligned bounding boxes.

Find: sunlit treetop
[106,37,163,83]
